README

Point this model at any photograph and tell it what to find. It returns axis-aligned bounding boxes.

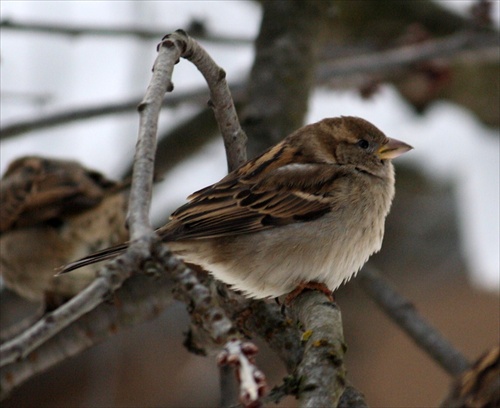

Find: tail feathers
[57,243,128,275]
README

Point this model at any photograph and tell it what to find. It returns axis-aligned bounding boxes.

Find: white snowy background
[1,0,498,291]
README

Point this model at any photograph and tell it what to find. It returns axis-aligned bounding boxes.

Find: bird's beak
[377,137,413,160]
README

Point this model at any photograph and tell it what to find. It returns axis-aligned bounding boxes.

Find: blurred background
[1,1,498,407]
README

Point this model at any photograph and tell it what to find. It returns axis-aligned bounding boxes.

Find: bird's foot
[282,281,334,305]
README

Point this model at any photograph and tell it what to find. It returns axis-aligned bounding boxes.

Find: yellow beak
[377,137,413,160]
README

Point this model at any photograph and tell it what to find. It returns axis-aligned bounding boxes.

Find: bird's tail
[57,243,128,275]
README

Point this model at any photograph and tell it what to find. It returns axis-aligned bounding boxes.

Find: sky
[1,1,498,291]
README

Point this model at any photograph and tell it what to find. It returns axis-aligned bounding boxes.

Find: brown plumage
[61,116,412,299]
[0,156,129,304]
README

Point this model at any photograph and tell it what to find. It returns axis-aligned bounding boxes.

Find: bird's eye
[357,139,369,149]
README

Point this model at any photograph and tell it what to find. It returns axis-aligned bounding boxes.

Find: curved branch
[129,34,183,239]
[357,267,470,376]
[160,30,247,170]
[0,37,180,372]
[0,29,235,394]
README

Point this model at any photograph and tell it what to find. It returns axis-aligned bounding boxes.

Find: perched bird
[0,156,129,307]
[61,116,412,299]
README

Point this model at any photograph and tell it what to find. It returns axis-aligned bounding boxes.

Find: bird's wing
[159,161,349,241]
[0,157,121,232]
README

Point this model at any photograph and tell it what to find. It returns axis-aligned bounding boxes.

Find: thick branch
[288,292,348,408]
[242,0,332,157]
[357,267,470,376]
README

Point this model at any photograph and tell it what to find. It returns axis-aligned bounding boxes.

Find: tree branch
[130,35,182,239]
[0,36,183,373]
[0,88,212,140]
[2,30,496,142]
[0,267,175,399]
[0,256,135,368]
[357,267,470,376]
[242,0,332,157]
[287,292,348,408]
[216,286,304,372]
[317,30,498,85]
[1,30,254,401]
[160,30,247,170]
[0,18,253,45]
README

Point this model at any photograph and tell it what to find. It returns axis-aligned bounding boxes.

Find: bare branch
[357,267,471,376]
[215,286,304,373]
[0,261,175,399]
[0,18,253,45]
[317,30,498,86]
[287,291,347,407]
[156,246,266,406]
[129,36,182,239]
[0,88,212,140]
[1,29,190,384]
[2,30,496,142]
[160,30,247,170]
[0,257,133,368]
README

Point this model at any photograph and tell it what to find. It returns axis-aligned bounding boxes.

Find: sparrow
[61,116,412,299]
[0,156,129,306]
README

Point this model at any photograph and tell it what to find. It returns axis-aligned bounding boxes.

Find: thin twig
[0,88,211,140]
[317,30,498,84]
[357,267,470,376]
[0,18,253,45]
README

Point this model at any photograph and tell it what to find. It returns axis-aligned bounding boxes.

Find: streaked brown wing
[159,163,346,241]
[0,156,118,232]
